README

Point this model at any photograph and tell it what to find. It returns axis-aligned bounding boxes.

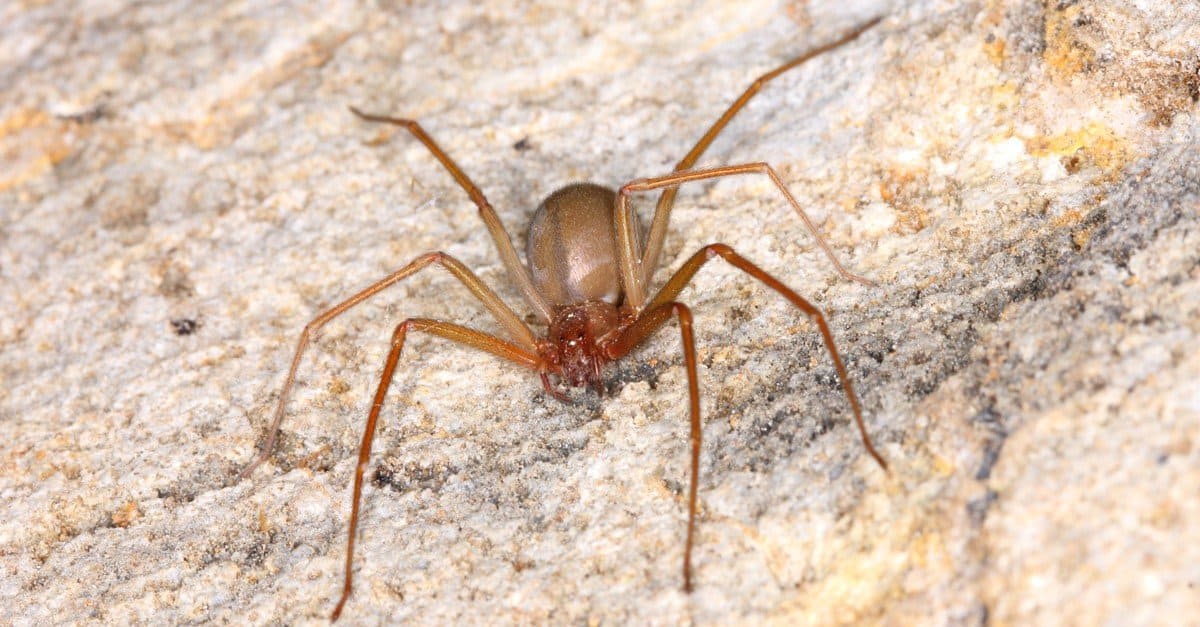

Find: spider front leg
[604,301,702,591]
[332,319,543,621]
[239,251,536,480]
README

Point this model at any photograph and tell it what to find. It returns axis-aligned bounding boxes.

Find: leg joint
[670,302,694,328]
[391,317,421,344]
[703,243,734,259]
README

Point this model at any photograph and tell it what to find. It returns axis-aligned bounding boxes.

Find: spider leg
[349,106,554,322]
[650,242,887,472]
[604,301,701,592]
[239,251,536,480]
[540,371,572,403]
[616,162,875,310]
[332,318,542,621]
[641,16,883,276]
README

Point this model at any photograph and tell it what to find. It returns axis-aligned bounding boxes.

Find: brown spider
[239,16,888,621]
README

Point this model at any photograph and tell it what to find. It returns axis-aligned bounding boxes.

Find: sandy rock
[2,1,1197,624]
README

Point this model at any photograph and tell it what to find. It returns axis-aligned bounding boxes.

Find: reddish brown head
[543,301,619,388]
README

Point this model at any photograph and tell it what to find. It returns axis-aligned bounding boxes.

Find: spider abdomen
[526,182,628,307]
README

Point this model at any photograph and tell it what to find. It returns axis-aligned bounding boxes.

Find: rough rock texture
[2,1,1197,625]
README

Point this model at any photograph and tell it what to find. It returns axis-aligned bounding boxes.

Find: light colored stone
[2,1,1197,624]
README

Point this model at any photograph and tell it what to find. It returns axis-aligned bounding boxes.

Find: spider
[238,16,888,621]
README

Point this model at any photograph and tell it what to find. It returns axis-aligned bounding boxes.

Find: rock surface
[2,1,1197,624]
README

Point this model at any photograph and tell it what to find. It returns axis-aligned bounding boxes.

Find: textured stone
[2,1,1197,624]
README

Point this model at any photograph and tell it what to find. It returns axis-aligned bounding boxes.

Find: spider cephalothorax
[544,300,621,389]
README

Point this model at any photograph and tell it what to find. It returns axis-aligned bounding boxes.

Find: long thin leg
[616,162,875,310]
[641,17,883,277]
[349,106,554,322]
[603,302,702,591]
[239,251,537,480]
[650,243,887,471]
[331,318,542,622]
